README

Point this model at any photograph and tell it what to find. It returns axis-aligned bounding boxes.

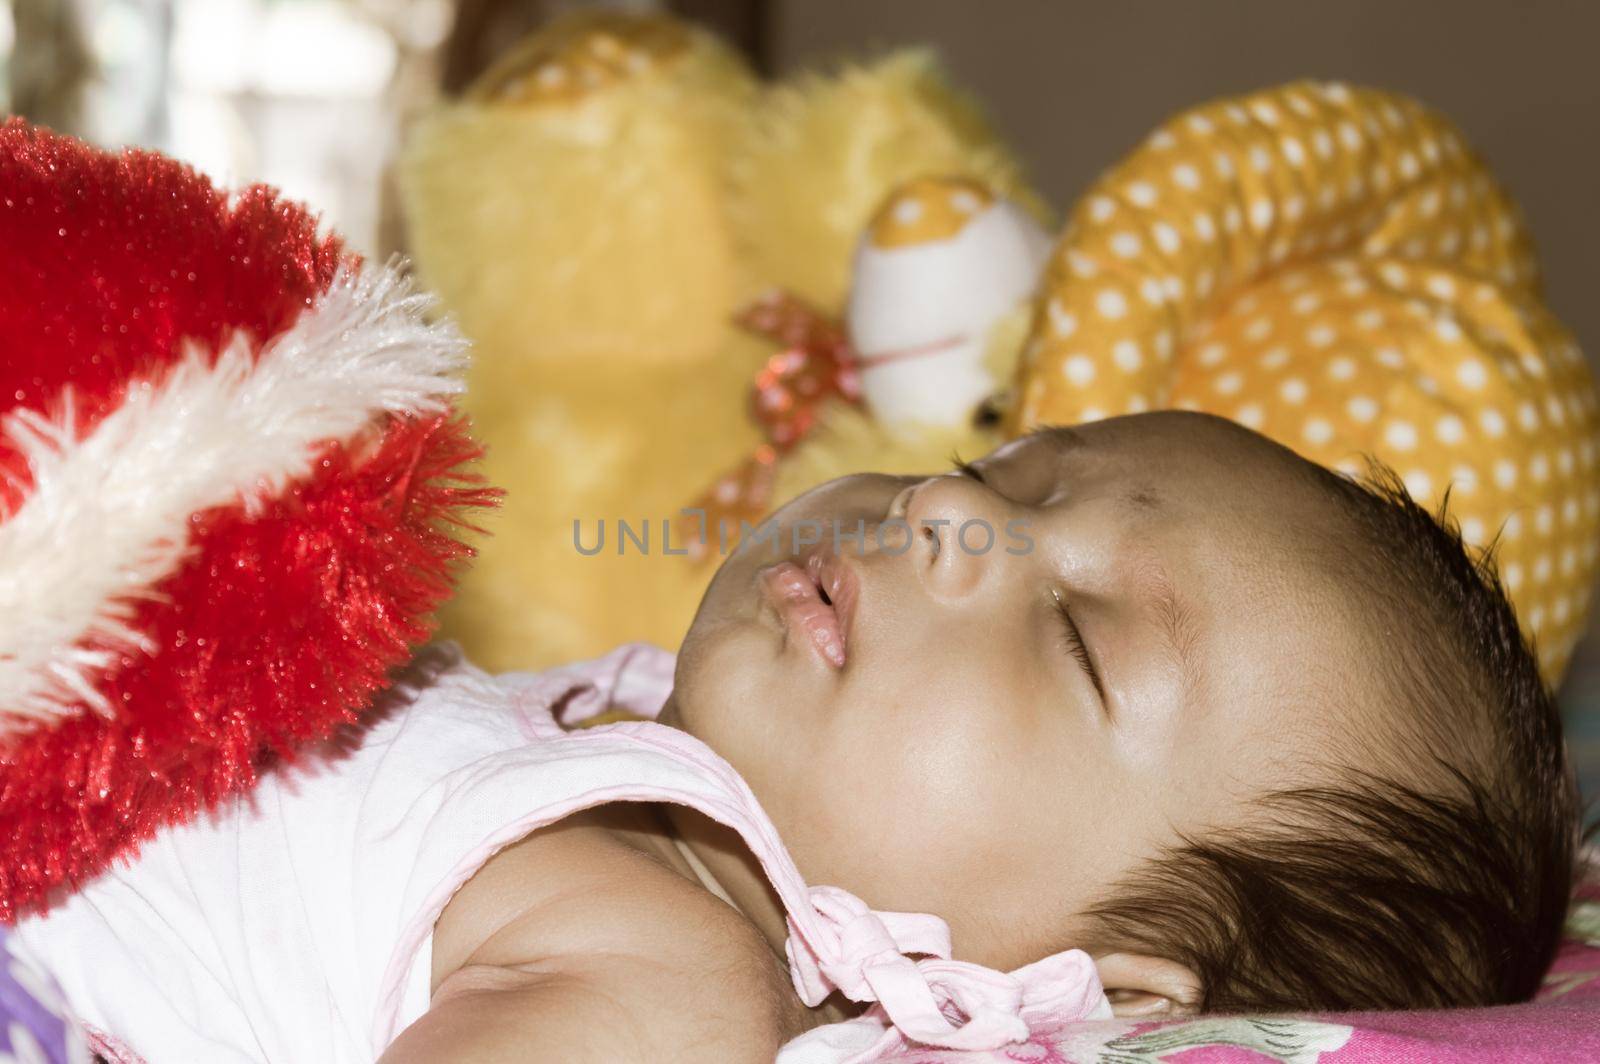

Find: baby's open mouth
[760,553,858,669]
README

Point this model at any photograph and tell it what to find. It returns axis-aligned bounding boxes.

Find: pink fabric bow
[785,884,1111,1052]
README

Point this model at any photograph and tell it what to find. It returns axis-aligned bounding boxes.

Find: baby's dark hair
[1084,460,1581,1012]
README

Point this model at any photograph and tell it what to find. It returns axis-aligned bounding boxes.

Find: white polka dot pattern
[1012,81,1598,679]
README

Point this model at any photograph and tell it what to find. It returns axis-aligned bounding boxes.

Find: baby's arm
[379,817,811,1063]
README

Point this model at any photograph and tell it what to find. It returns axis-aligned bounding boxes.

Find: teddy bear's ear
[846,176,1050,431]
[1012,81,1598,681]
[0,119,493,921]
[400,9,758,371]
[733,49,1051,314]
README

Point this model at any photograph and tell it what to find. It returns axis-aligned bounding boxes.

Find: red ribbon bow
[681,291,860,559]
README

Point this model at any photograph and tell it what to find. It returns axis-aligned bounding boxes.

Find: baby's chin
[654,694,684,731]
[667,612,789,746]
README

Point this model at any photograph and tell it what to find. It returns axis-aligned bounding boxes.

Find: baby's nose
[899,474,1009,599]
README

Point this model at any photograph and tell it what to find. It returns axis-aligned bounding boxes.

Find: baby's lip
[805,549,858,658]
[759,552,857,669]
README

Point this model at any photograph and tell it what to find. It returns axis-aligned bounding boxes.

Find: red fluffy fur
[0,118,345,510]
[0,121,496,920]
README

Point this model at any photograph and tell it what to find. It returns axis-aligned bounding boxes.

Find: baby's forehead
[996,412,1324,486]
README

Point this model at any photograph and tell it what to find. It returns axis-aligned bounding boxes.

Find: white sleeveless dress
[10,643,1108,1063]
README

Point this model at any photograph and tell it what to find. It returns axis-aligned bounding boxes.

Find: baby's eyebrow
[1024,423,1089,455]
[1142,558,1206,705]
[1122,485,1164,511]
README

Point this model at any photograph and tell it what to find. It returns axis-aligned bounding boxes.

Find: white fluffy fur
[0,261,467,735]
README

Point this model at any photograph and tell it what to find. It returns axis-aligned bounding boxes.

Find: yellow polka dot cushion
[1011,81,1598,680]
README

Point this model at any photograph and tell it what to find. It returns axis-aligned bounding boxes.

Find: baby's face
[668,411,1375,969]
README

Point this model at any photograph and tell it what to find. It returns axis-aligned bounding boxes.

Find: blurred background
[7,0,1600,795]
[10,1,1595,344]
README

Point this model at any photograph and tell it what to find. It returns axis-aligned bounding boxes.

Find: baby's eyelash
[949,455,986,483]
[1051,588,1105,700]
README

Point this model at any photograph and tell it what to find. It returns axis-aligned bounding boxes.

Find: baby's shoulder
[398,807,813,1060]
[430,807,790,1002]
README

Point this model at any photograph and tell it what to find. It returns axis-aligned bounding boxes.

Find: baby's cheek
[744,730,970,905]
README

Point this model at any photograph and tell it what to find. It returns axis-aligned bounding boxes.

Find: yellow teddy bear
[398,10,1043,671]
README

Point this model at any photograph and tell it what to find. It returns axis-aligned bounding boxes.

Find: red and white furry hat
[0,119,494,920]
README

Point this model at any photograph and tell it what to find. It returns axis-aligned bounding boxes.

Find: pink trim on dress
[371,643,1110,1062]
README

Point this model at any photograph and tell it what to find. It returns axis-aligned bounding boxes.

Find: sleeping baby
[12,410,1577,1062]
